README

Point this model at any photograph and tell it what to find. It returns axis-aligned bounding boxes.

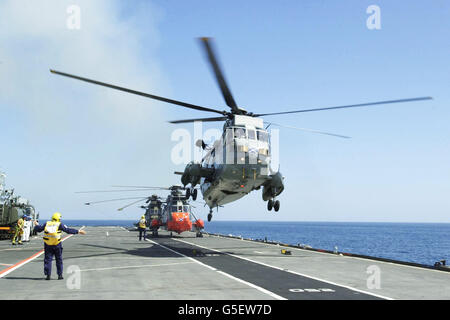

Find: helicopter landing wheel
[208,212,213,222]
[192,188,198,201]
[274,200,280,212]
[267,199,273,211]
[196,232,203,238]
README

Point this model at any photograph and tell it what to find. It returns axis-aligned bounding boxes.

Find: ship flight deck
[0,226,449,300]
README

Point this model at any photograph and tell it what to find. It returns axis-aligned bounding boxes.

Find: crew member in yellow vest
[33,212,86,280]
[138,215,147,241]
[12,216,25,245]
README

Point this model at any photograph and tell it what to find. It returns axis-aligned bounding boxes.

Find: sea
[63,220,449,267]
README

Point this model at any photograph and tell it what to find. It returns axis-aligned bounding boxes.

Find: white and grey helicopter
[51,37,432,222]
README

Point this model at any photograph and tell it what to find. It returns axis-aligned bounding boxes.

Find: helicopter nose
[169,212,192,234]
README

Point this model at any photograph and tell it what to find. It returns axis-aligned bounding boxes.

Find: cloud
[0,0,178,219]
[1,0,168,125]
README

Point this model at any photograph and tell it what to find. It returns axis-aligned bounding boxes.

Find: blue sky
[1,0,449,222]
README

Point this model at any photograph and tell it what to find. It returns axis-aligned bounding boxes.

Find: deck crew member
[33,212,86,280]
[12,215,25,245]
[138,215,147,241]
[21,216,31,242]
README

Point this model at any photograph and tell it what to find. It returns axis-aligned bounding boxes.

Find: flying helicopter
[51,37,432,222]
[81,185,204,237]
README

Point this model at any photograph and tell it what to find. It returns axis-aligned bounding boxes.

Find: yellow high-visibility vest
[139,219,146,228]
[16,218,24,229]
[43,221,62,246]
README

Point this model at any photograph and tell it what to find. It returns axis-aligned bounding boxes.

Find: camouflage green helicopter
[50,38,432,222]
[0,172,38,239]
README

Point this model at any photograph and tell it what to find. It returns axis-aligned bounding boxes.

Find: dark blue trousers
[44,243,63,276]
[138,227,146,241]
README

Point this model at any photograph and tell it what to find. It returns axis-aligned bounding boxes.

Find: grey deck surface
[0,226,448,300]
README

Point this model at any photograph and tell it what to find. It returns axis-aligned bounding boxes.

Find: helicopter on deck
[0,171,39,239]
[140,186,204,237]
[81,185,204,237]
[52,38,432,222]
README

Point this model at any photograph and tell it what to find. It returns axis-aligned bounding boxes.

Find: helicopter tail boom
[180,162,215,187]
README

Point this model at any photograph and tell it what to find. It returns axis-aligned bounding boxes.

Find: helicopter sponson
[262,172,284,202]
[180,162,215,187]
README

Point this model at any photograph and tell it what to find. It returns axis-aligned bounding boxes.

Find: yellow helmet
[52,212,62,222]
[141,215,145,219]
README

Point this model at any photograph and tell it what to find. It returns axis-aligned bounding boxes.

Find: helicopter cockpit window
[247,129,256,140]
[257,131,268,142]
[234,128,246,139]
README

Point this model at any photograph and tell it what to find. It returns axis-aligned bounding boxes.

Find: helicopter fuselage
[185,115,284,210]
[145,190,204,235]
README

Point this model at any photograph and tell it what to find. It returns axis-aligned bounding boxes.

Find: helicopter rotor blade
[117,198,150,211]
[111,185,170,190]
[76,189,160,194]
[169,116,228,124]
[50,69,226,115]
[199,37,239,112]
[84,197,149,206]
[267,122,351,139]
[254,97,433,117]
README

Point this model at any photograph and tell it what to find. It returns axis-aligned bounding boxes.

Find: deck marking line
[0,249,44,278]
[145,238,286,300]
[0,226,85,278]
[80,261,194,272]
[145,238,217,271]
[174,237,393,300]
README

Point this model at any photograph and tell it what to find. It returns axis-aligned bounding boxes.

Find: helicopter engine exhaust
[262,172,284,201]
[180,162,215,187]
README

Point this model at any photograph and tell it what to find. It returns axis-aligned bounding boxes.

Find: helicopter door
[224,128,234,164]
[246,126,258,164]
[234,127,247,164]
